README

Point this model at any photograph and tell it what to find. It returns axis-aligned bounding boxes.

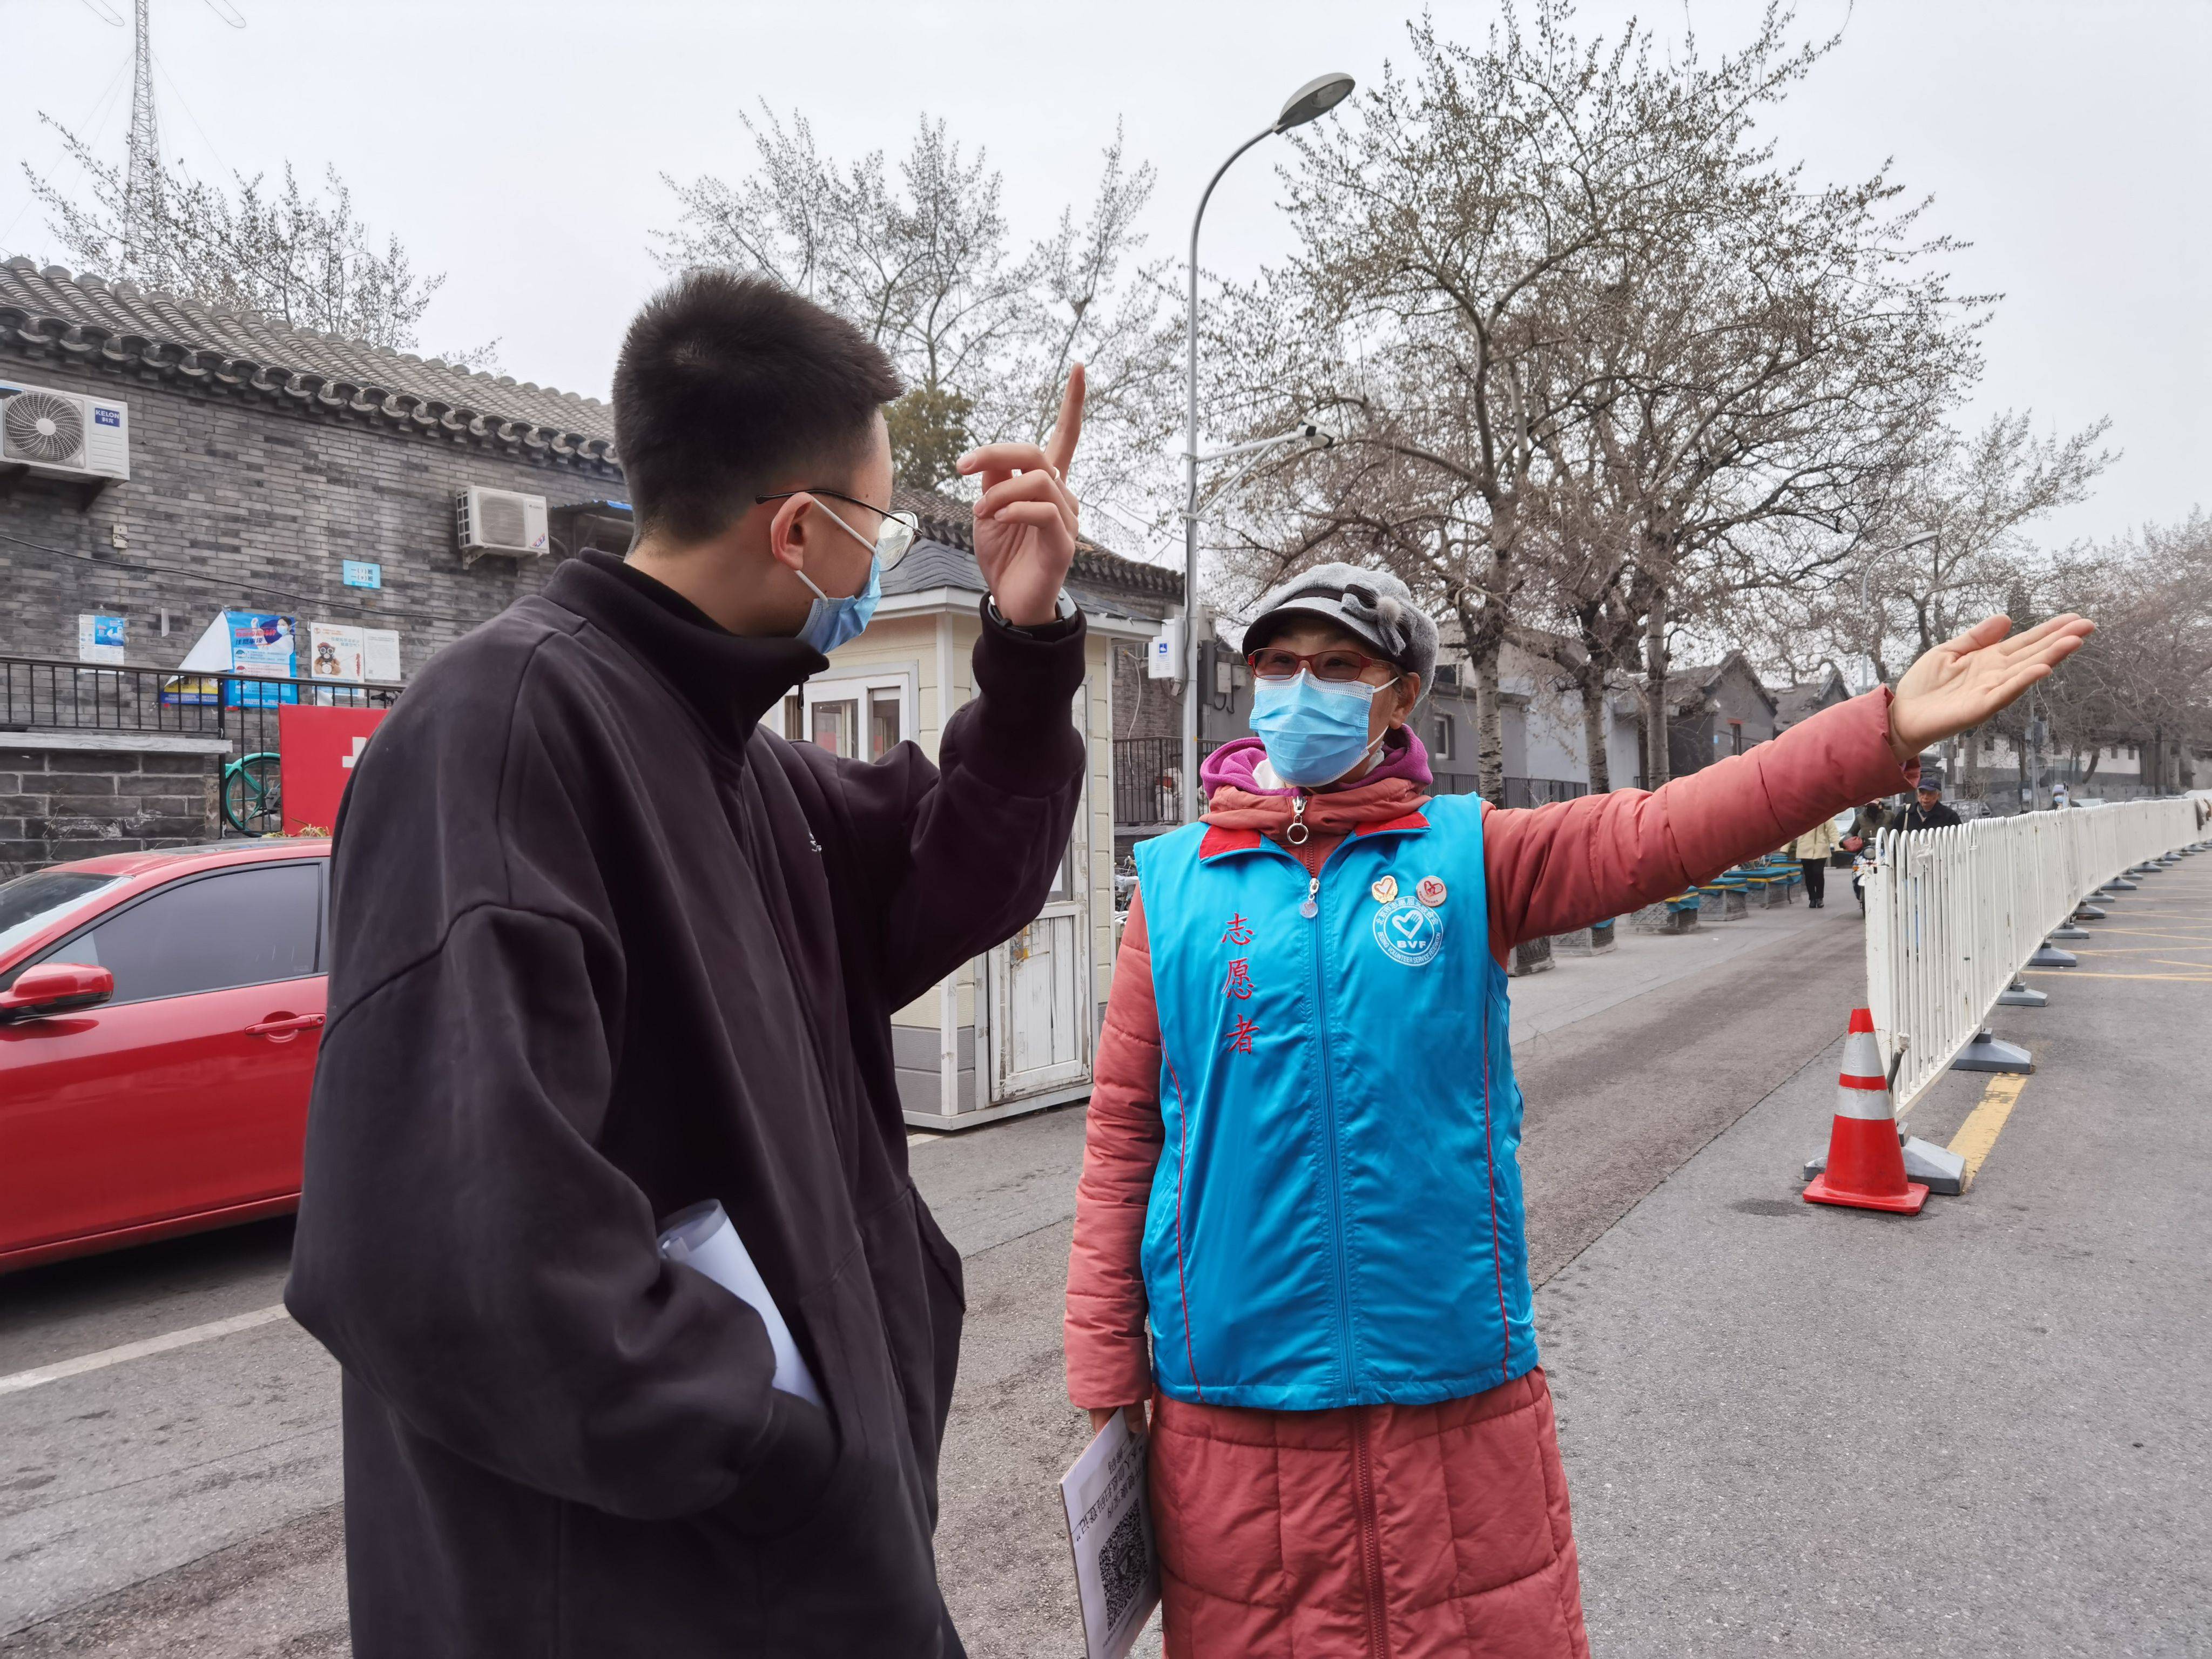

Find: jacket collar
[1198,812,1431,862]
[543,551,825,750]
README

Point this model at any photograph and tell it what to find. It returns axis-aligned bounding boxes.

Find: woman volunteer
[1064,565,2090,1656]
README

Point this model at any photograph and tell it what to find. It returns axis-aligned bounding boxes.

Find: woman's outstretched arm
[1481,690,1914,959]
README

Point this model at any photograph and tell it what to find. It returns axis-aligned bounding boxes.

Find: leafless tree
[1737,409,2111,791]
[1205,3,1985,800]
[2038,515,2212,792]
[25,117,491,365]
[657,110,1177,505]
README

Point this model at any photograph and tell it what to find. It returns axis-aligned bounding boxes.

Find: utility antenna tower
[122,0,159,267]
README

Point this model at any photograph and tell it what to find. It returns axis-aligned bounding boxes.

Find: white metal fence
[1862,799,2205,1115]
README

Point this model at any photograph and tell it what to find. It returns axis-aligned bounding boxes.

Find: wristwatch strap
[986,591,1078,635]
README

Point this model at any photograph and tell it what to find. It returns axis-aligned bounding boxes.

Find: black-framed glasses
[755,489,920,570]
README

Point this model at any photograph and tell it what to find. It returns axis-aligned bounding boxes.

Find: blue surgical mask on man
[1249,670,1388,787]
[793,501,886,655]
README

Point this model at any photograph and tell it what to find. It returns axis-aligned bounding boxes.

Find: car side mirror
[0,963,115,1021]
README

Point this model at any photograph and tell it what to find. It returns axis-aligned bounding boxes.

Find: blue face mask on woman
[793,502,886,655]
[1249,670,1388,787]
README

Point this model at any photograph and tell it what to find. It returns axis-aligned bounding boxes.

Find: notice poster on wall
[361,629,402,684]
[309,622,366,683]
[77,613,126,665]
[226,613,299,706]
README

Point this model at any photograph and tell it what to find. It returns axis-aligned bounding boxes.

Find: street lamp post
[1180,72,1355,822]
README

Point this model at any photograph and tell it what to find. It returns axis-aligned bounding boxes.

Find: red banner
[278,704,387,837]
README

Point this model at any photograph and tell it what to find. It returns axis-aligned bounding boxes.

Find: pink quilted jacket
[1069,692,1913,1657]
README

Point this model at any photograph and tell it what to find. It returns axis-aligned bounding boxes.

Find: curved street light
[1178,72,1356,821]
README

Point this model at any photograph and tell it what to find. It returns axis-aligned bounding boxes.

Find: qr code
[1098,1503,1150,1630]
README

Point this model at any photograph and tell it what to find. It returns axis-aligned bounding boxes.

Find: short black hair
[612,270,902,545]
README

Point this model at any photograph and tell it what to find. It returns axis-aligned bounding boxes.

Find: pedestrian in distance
[1786,811,1840,907]
[1065,575,2092,1657]
[1843,797,1891,913]
[1899,777,1963,833]
[285,271,1092,1658]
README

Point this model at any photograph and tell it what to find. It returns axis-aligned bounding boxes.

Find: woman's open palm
[1887,613,2095,761]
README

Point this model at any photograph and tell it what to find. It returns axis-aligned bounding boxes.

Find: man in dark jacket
[285,272,1091,1657]
[1898,779,1963,833]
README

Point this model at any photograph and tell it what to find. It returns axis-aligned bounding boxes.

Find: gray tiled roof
[885,485,1180,622]
[0,258,618,472]
[1771,668,1849,727]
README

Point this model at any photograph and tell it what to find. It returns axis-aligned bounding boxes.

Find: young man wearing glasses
[287,270,1088,1658]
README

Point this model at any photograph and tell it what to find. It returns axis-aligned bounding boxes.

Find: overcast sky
[2,0,2203,554]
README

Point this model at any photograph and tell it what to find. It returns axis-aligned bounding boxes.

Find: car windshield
[0,869,128,961]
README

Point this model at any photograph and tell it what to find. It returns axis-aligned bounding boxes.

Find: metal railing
[1862,798,2203,1115]
[1114,737,1186,827]
[1,655,401,835]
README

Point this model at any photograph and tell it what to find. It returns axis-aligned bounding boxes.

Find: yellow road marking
[2152,957,2212,972]
[1948,1074,2028,1190]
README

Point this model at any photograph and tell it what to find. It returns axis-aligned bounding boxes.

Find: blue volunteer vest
[1130,798,1535,1410]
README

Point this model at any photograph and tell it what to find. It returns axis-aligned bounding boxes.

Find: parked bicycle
[221,752,282,835]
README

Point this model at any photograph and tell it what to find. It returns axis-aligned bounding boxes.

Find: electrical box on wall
[1147,619,1185,681]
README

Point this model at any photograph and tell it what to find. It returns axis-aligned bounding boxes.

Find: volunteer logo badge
[1371,895,1445,967]
[1370,874,1398,903]
[1416,875,1447,908]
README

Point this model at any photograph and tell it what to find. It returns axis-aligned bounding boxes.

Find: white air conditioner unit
[456,484,549,564]
[0,381,130,482]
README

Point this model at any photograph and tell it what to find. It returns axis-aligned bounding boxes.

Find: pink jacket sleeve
[1483,689,1916,959]
[1064,890,1165,1410]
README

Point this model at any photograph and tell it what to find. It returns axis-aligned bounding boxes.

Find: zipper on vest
[1351,1409,1392,1658]
[1303,859,1357,1397]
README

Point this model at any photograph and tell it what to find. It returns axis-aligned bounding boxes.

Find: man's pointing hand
[957,363,1085,628]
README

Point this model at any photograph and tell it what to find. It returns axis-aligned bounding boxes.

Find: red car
[0,839,331,1272]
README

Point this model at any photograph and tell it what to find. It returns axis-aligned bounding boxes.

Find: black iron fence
[1114,737,1186,828]
[1,655,401,835]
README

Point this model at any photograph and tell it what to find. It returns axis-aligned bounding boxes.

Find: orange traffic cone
[1803,1008,1928,1215]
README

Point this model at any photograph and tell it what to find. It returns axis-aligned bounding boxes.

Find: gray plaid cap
[1241,563,1438,691]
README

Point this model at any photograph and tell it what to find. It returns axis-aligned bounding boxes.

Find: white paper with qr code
[1060,1408,1159,1659]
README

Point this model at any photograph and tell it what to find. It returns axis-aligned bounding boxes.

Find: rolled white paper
[657,1200,824,1408]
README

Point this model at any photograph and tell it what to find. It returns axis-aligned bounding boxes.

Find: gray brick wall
[0,354,624,678]
[1,742,221,877]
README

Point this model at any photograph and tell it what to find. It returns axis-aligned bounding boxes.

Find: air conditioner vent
[4,390,83,466]
[480,491,529,550]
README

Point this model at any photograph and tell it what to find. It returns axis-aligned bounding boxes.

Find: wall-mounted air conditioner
[0,381,130,482]
[455,484,549,565]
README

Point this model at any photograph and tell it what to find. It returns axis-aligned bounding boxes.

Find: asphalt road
[1545,855,2212,1656]
[0,889,2076,1656]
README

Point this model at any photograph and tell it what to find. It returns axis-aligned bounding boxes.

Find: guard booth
[788,490,1160,1130]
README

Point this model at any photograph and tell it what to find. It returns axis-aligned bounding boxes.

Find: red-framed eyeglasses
[1246,645,1395,684]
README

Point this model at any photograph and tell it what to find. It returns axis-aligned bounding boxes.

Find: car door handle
[245,1012,325,1040]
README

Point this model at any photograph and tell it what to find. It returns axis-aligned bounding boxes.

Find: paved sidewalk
[1512,896,1831,1054]
[1541,857,2212,1656]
